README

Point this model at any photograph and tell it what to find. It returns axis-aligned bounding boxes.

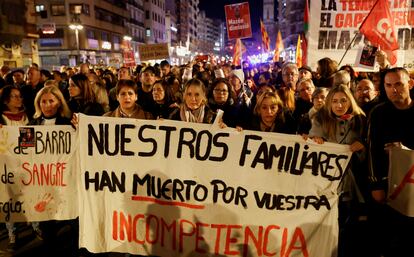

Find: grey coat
[309,114,366,202]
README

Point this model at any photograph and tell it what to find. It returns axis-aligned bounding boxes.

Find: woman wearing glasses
[207,78,240,128]
[0,85,29,126]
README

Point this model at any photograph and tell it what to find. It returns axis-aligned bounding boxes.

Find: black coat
[68,98,104,116]
[29,116,72,125]
[246,108,297,134]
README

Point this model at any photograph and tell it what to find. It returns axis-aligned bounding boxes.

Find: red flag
[301,33,307,65]
[273,30,284,62]
[359,0,399,65]
[260,20,270,52]
[303,0,309,35]
[302,0,309,65]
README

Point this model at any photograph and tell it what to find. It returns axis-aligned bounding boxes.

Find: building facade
[278,0,304,48]
[172,0,199,52]
[0,0,39,68]
[125,0,146,63]
[35,0,129,69]
[143,0,166,43]
[198,11,223,56]
[263,0,278,50]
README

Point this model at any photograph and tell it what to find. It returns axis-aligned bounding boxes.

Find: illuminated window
[35,5,45,12]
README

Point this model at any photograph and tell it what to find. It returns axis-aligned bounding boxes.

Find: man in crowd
[278,62,299,112]
[1,65,13,85]
[137,66,157,111]
[118,66,132,80]
[21,66,44,118]
[354,78,380,115]
[160,60,172,77]
[79,63,90,75]
[298,65,313,81]
[368,67,414,257]
[12,69,26,88]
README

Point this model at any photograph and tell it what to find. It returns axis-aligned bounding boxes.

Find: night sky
[199,0,263,34]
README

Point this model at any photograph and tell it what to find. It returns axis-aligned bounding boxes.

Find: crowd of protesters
[0,50,413,257]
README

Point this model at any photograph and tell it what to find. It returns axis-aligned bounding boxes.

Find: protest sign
[0,126,78,222]
[78,114,352,257]
[388,147,414,217]
[138,43,169,61]
[308,0,414,70]
[225,2,252,40]
[121,39,136,68]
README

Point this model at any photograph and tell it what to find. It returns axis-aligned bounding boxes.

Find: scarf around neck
[180,104,205,123]
[2,110,27,121]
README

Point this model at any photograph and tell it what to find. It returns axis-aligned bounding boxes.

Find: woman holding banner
[246,91,296,134]
[29,86,77,255]
[169,78,216,124]
[31,86,72,125]
[308,84,368,257]
[0,85,29,126]
[104,79,153,120]
[0,85,32,249]
[207,78,241,128]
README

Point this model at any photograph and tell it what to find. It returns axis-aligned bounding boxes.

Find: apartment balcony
[129,18,144,27]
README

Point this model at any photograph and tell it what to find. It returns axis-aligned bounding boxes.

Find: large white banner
[308,0,414,70]
[0,126,78,222]
[78,114,352,257]
[388,147,414,217]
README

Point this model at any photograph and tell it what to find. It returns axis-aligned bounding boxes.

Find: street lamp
[69,24,83,64]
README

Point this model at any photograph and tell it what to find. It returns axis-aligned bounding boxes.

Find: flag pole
[337,0,380,66]
[337,33,359,67]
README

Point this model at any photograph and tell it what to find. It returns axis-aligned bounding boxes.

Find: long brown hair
[277,87,295,111]
[70,73,97,103]
[315,84,365,140]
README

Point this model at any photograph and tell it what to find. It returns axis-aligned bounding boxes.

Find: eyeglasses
[214,89,228,94]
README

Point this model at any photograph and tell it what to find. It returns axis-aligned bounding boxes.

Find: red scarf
[2,111,26,121]
[339,114,353,121]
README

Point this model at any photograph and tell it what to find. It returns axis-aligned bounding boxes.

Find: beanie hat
[231,69,245,84]
[299,65,312,73]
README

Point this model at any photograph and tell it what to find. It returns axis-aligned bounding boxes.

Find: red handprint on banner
[34,193,53,212]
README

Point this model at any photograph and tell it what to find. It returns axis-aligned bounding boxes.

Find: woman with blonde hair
[31,86,72,125]
[247,91,296,134]
[169,78,215,124]
[87,73,110,112]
